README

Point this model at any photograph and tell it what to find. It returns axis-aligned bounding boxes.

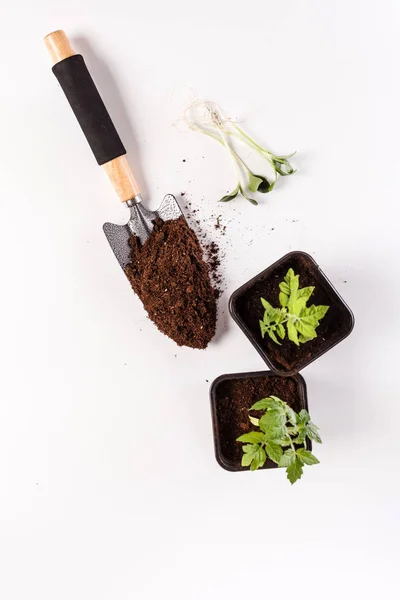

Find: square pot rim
[228,250,355,375]
[210,369,309,472]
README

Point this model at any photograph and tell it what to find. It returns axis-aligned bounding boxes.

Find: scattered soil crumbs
[125,216,217,349]
[183,199,227,296]
[213,374,308,471]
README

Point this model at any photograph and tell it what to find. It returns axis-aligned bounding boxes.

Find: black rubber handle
[52,54,126,165]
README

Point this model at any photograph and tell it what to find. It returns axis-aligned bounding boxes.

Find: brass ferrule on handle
[44,29,140,203]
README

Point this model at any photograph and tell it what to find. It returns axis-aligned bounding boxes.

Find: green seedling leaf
[261,298,273,310]
[252,174,273,193]
[219,183,240,203]
[278,437,293,447]
[259,320,267,338]
[277,324,286,339]
[279,448,296,467]
[305,422,322,444]
[250,447,266,470]
[285,405,297,426]
[259,410,286,432]
[265,441,283,464]
[242,444,257,453]
[249,397,282,411]
[293,429,307,445]
[267,329,281,345]
[279,292,288,307]
[248,172,264,193]
[279,282,290,295]
[237,432,264,444]
[241,453,254,467]
[241,444,259,466]
[295,320,317,340]
[285,269,299,294]
[249,416,260,427]
[296,449,320,465]
[297,286,314,302]
[298,410,310,424]
[303,305,330,321]
[287,458,304,484]
[287,318,299,345]
[247,172,272,194]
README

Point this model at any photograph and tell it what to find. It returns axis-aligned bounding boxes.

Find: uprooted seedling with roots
[181,100,297,205]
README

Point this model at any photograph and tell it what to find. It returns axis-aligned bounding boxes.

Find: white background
[1,1,399,598]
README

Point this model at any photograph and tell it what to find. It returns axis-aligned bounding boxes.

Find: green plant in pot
[259,268,329,346]
[237,395,322,484]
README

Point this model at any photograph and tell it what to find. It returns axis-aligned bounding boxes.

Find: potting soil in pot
[215,375,306,470]
[125,216,217,349]
[235,254,350,371]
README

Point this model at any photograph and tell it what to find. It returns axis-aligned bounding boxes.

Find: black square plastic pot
[229,251,354,375]
[210,370,310,472]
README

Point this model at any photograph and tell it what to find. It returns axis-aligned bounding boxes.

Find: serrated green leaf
[249,397,282,411]
[236,432,264,444]
[295,319,317,339]
[284,268,295,283]
[305,422,322,444]
[284,269,299,295]
[298,409,310,424]
[287,426,299,435]
[265,441,283,464]
[279,282,290,295]
[286,458,303,484]
[241,453,254,467]
[242,444,257,453]
[293,296,309,314]
[299,334,315,343]
[303,305,329,321]
[219,183,240,203]
[293,431,306,445]
[261,298,273,310]
[279,448,296,467]
[267,308,284,322]
[268,408,287,422]
[287,319,299,345]
[263,310,271,325]
[249,416,259,426]
[296,448,319,465]
[259,410,286,432]
[259,320,267,338]
[279,437,293,447]
[250,447,266,470]
[279,292,288,307]
[268,425,287,439]
[277,323,286,339]
[267,329,281,345]
[297,286,314,302]
[285,405,297,426]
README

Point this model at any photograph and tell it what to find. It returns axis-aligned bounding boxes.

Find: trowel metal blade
[103,194,183,270]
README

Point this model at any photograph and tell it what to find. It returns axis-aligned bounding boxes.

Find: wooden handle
[44,30,75,62]
[44,30,140,203]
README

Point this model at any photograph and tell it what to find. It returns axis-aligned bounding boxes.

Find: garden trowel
[44,29,183,270]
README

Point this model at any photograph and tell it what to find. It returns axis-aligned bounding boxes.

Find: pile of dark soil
[125,216,217,349]
[213,374,306,470]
